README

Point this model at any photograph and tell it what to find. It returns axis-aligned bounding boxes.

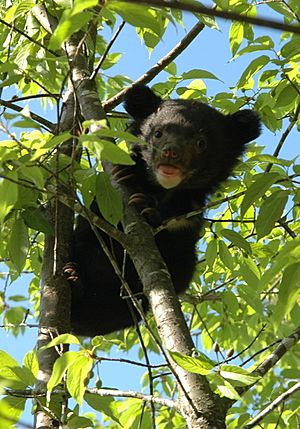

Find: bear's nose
[161,144,178,160]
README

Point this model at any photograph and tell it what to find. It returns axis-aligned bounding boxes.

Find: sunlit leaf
[169,350,215,375]
[217,382,241,400]
[49,11,92,50]
[256,190,288,239]
[0,175,18,222]
[219,241,233,270]
[47,351,78,395]
[85,393,122,425]
[229,21,244,56]
[241,172,280,217]
[108,2,161,35]
[8,218,29,273]
[236,55,269,89]
[22,207,54,234]
[42,334,81,349]
[219,364,260,385]
[67,353,93,405]
[273,263,300,331]
[96,172,123,226]
[221,229,252,255]
[182,69,222,81]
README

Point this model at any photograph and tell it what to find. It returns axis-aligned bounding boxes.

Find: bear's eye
[154,130,162,139]
[197,136,207,152]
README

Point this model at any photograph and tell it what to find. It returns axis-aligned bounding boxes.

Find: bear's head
[124,85,261,191]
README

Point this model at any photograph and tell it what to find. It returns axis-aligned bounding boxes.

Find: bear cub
[68,85,261,337]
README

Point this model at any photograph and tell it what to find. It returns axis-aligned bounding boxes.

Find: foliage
[0,0,299,428]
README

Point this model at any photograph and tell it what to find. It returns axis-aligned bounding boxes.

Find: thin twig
[0,99,55,131]
[221,324,267,364]
[91,20,126,80]
[96,356,168,369]
[265,103,300,173]
[6,94,59,103]
[0,17,58,56]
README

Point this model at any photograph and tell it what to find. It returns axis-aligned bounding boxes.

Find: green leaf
[42,334,81,349]
[169,350,215,375]
[67,353,93,405]
[82,136,134,165]
[49,11,92,50]
[260,238,300,287]
[75,168,96,208]
[248,154,291,167]
[8,218,29,273]
[273,262,300,331]
[47,351,79,394]
[281,38,300,60]
[3,308,27,330]
[221,229,252,255]
[85,393,122,425]
[229,21,244,56]
[237,55,270,89]
[101,53,123,70]
[23,350,39,382]
[0,175,18,222]
[256,190,288,239]
[85,127,145,147]
[218,241,233,270]
[241,172,280,217]
[8,295,26,302]
[239,256,261,288]
[9,366,35,388]
[198,12,219,30]
[42,133,73,149]
[72,0,98,14]
[219,364,260,385]
[275,84,299,108]
[205,239,218,268]
[22,207,54,234]
[217,381,241,400]
[223,290,239,314]
[0,396,26,428]
[0,351,28,389]
[181,69,221,81]
[0,350,19,375]
[108,2,161,35]
[96,172,123,226]
[67,415,94,429]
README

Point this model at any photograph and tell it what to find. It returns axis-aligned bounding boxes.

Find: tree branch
[103,19,205,111]
[126,0,300,34]
[86,387,177,409]
[5,387,177,410]
[253,325,300,378]
[0,99,55,131]
[244,381,300,429]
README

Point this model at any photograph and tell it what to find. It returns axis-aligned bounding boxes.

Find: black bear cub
[68,85,261,337]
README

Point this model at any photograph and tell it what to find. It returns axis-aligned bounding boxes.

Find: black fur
[69,85,261,337]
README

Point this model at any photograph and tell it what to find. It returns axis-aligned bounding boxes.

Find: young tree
[0,1,299,428]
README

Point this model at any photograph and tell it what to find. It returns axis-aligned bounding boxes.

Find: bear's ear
[227,110,262,144]
[124,85,162,120]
